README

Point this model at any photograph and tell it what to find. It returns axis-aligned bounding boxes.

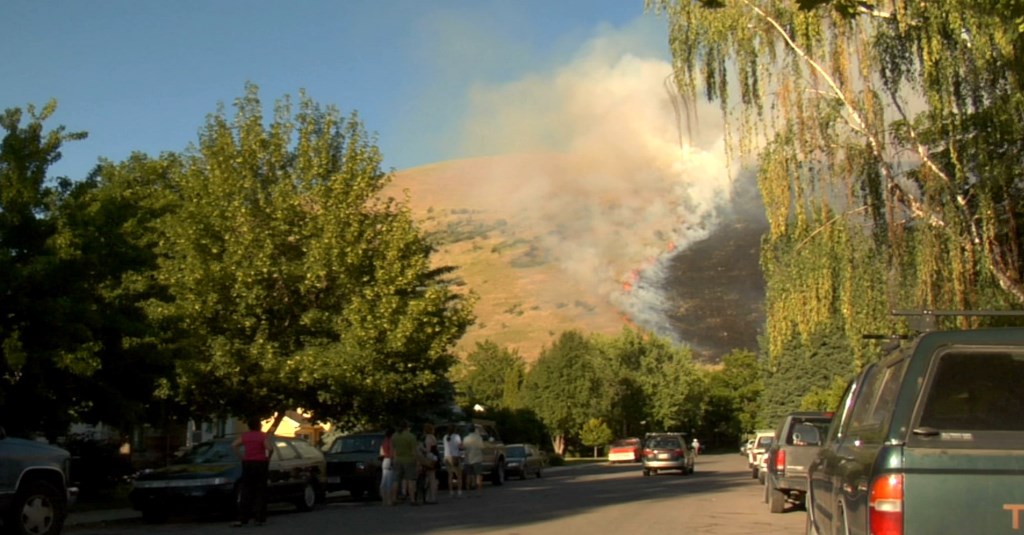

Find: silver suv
[0,427,77,535]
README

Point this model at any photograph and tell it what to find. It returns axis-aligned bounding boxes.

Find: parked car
[641,432,695,476]
[807,323,1024,535]
[504,443,546,480]
[0,427,77,535]
[435,420,507,486]
[607,437,642,463]
[323,431,384,499]
[763,411,832,513]
[747,430,775,479]
[129,435,326,523]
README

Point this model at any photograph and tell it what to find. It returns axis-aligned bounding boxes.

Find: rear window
[919,350,1024,432]
[612,438,639,448]
[756,436,774,448]
[646,437,681,449]
[328,435,383,454]
[784,418,831,446]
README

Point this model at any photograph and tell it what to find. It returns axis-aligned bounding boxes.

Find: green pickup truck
[807,317,1024,535]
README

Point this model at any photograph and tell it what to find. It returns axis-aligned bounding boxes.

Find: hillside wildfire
[389,153,767,363]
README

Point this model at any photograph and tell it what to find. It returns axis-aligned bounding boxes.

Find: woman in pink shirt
[231,416,274,527]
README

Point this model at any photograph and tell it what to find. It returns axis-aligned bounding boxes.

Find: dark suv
[324,431,385,499]
[641,432,695,476]
[807,322,1024,535]
[763,411,832,513]
[0,427,77,535]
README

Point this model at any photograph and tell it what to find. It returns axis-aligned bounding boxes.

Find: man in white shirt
[442,425,464,497]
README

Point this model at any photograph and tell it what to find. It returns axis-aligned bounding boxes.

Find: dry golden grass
[388,155,630,361]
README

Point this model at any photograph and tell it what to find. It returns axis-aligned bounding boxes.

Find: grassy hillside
[389,154,767,362]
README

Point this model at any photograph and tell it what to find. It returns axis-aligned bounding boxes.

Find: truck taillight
[869,473,903,535]
[775,449,785,473]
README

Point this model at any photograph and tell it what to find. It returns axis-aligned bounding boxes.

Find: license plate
[658,453,670,460]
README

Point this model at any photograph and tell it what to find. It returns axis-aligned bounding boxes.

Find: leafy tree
[0,101,99,438]
[146,84,474,428]
[457,340,526,410]
[652,0,1024,411]
[633,333,706,432]
[701,349,764,447]
[593,328,651,438]
[580,418,615,458]
[522,330,604,454]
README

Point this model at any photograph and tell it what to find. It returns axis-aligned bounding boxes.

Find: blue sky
[3,0,673,178]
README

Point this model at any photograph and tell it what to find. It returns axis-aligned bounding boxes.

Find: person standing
[422,423,439,504]
[442,425,464,497]
[462,424,485,497]
[391,421,418,505]
[231,416,274,527]
[691,438,701,456]
[379,427,395,505]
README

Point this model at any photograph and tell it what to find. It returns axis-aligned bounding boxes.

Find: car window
[918,350,1024,431]
[846,363,885,441]
[175,441,235,464]
[785,418,830,446]
[329,435,383,454]
[291,439,323,459]
[507,445,525,457]
[274,439,299,461]
[647,437,681,449]
[756,436,774,448]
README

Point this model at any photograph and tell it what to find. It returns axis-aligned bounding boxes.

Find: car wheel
[519,469,527,481]
[536,467,542,478]
[8,481,66,535]
[295,480,317,512]
[769,484,786,514]
[642,468,650,477]
[492,460,506,486]
[752,467,759,479]
[758,470,766,485]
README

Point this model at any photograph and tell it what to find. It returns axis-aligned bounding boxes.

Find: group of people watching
[378,421,485,505]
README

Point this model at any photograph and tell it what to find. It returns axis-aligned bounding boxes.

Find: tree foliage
[457,340,526,410]
[580,418,615,457]
[145,84,474,427]
[652,0,1024,409]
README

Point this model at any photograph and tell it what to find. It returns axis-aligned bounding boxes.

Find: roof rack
[891,309,1024,333]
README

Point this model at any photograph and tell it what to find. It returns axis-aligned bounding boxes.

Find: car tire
[758,470,766,485]
[519,469,527,481]
[491,460,505,486]
[642,468,650,477]
[769,484,786,514]
[536,467,542,478]
[8,480,66,535]
[295,480,317,512]
[752,467,759,479]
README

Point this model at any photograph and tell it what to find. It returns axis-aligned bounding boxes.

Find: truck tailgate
[903,447,1024,534]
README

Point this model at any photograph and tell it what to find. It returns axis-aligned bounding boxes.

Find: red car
[607,437,642,463]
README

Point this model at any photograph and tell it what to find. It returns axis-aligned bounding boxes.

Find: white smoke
[454,17,737,339]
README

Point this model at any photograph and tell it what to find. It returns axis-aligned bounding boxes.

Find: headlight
[133,477,233,488]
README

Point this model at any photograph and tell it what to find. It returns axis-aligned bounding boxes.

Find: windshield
[328,435,383,454]
[612,438,638,448]
[174,441,236,464]
[646,437,681,449]
[506,445,526,457]
[757,436,774,448]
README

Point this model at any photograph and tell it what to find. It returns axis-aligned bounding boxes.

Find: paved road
[67,453,806,535]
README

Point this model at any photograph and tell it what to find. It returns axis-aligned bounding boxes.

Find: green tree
[457,340,526,410]
[580,418,615,458]
[0,101,98,438]
[652,0,1024,410]
[633,333,705,432]
[522,330,603,455]
[147,84,474,427]
[593,328,649,438]
[701,349,764,447]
